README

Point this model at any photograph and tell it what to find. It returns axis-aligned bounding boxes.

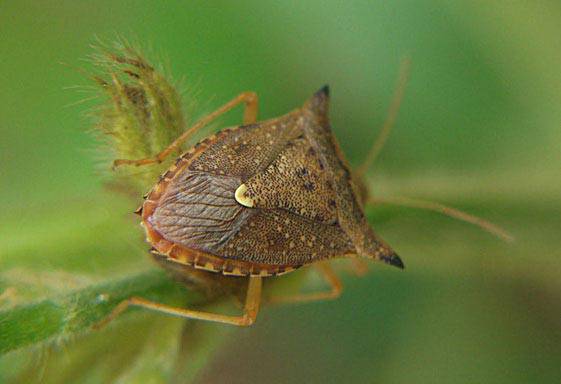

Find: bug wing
[217,208,354,265]
[149,171,252,251]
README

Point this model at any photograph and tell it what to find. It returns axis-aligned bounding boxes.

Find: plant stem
[0,269,201,355]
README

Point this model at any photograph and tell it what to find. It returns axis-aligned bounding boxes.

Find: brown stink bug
[95,60,511,328]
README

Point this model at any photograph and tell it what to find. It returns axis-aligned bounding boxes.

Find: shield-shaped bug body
[94,60,510,328]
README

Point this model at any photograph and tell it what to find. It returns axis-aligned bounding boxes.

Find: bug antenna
[368,196,515,242]
[355,57,411,178]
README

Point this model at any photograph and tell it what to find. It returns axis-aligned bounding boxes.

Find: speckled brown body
[139,87,402,279]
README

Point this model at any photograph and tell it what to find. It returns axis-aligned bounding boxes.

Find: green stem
[0,269,201,355]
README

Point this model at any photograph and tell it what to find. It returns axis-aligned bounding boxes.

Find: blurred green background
[1,1,560,383]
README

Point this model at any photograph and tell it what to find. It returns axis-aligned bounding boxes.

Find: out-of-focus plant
[0,41,216,375]
[88,40,191,192]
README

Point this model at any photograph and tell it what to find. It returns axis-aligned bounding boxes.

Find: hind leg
[268,263,342,304]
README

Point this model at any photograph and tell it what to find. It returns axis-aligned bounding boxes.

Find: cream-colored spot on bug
[234,184,255,208]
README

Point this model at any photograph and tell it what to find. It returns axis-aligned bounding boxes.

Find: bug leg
[268,262,342,304]
[349,259,369,277]
[367,195,514,242]
[355,57,411,178]
[92,276,262,328]
[113,91,259,168]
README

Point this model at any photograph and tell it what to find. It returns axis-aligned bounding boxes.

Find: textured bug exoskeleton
[94,86,401,328]
[87,50,512,328]
[141,86,402,279]
[94,79,510,328]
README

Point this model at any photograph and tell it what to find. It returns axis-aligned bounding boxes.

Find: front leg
[113,91,259,168]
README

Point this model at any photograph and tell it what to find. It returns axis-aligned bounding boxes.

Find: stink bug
[95,59,511,328]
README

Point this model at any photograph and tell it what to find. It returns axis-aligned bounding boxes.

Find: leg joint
[239,314,255,327]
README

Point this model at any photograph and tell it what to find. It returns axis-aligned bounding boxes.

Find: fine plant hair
[87,39,192,194]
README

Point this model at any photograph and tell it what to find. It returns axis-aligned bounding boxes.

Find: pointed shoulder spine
[304,85,330,118]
